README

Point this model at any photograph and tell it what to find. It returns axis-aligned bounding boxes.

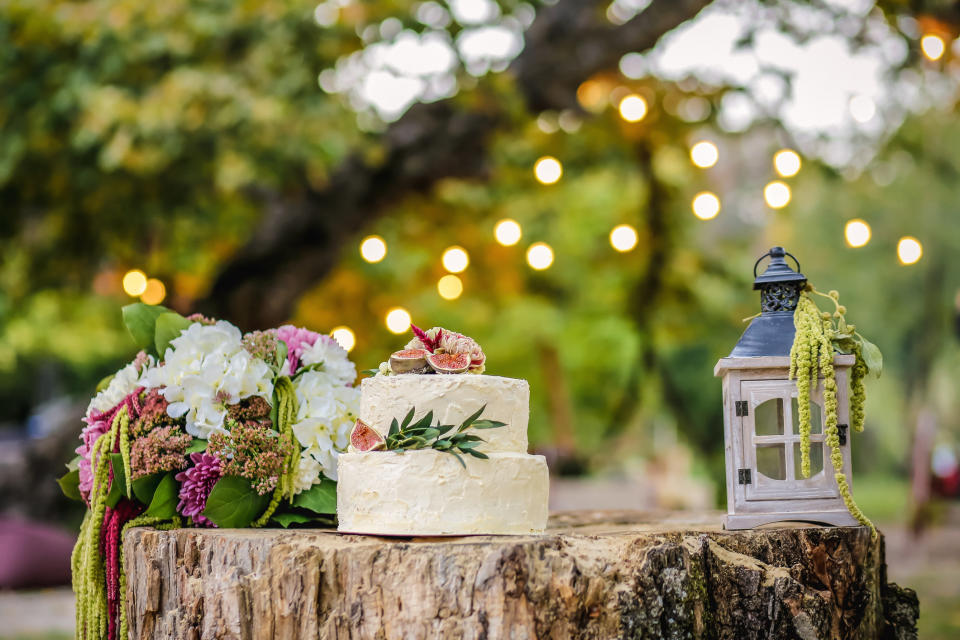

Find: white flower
[299,336,357,386]
[290,370,359,483]
[142,321,274,439]
[292,451,323,494]
[86,355,155,417]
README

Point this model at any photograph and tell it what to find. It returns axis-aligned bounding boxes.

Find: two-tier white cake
[337,372,549,536]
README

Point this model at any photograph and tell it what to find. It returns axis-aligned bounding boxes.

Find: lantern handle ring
[753,249,800,278]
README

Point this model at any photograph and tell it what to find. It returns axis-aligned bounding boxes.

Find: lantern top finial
[752,246,806,290]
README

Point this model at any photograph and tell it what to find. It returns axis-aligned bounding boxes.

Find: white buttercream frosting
[359,375,529,454]
[337,450,549,535]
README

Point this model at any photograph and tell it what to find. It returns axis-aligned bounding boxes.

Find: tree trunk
[123,510,917,639]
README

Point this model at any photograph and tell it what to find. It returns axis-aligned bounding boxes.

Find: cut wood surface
[123,510,918,640]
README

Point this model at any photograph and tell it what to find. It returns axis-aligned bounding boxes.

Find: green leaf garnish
[375,404,506,467]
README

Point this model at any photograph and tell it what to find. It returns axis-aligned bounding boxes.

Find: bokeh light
[140,278,166,305]
[844,219,871,248]
[921,34,946,61]
[437,274,464,300]
[441,246,469,273]
[609,224,639,252]
[526,242,554,270]
[690,141,719,168]
[494,219,522,246]
[330,326,356,352]
[849,95,876,123]
[897,237,923,265]
[691,192,720,220]
[360,235,387,263]
[618,94,648,122]
[773,149,801,177]
[534,156,563,184]
[763,181,791,209]
[122,270,148,297]
[385,307,412,334]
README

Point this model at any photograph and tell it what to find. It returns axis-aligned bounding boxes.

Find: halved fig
[389,348,430,373]
[427,352,470,374]
[350,419,385,451]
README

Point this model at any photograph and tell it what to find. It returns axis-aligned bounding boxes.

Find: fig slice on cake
[427,352,470,374]
[389,348,430,373]
[350,419,385,451]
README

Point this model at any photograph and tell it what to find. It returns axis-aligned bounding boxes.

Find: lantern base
[725,510,859,530]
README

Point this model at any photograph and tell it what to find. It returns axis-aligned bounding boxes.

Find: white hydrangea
[299,336,357,386]
[291,370,359,484]
[292,451,323,494]
[142,321,274,439]
[86,355,155,417]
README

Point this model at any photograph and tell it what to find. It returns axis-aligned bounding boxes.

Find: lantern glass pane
[793,442,824,477]
[756,444,786,480]
[791,398,822,434]
[755,398,784,436]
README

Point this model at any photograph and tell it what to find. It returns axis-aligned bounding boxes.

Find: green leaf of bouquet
[131,472,164,504]
[275,339,288,370]
[202,476,271,528]
[65,454,82,472]
[858,335,883,378]
[185,438,207,454]
[105,453,128,508]
[271,512,313,528]
[144,472,179,518]
[95,374,115,393]
[122,303,171,355]
[57,469,82,501]
[292,480,337,515]
[154,312,192,358]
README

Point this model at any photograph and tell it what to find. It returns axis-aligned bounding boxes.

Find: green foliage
[143,472,179,519]
[122,303,173,355]
[131,472,164,505]
[292,480,337,515]
[381,404,506,468]
[202,475,271,528]
[154,312,193,357]
[105,452,128,508]
[58,468,82,501]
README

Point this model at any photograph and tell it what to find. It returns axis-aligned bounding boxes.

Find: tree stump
[123,510,918,640]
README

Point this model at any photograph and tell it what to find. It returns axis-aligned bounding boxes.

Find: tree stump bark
[123,510,918,640]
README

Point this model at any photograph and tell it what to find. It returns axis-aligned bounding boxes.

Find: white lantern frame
[715,354,858,529]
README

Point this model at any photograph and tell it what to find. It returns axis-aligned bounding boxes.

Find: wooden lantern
[715,248,858,529]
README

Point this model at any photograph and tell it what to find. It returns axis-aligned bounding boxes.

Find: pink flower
[76,416,111,500]
[175,452,221,527]
[277,325,320,373]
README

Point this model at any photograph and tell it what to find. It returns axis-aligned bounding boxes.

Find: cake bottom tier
[337,450,549,536]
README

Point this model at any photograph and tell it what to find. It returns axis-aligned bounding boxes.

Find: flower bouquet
[59,304,359,640]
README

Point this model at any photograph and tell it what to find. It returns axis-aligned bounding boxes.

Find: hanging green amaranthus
[789,285,881,538]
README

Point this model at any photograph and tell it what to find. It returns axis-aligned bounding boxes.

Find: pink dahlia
[175,452,221,527]
[276,325,320,373]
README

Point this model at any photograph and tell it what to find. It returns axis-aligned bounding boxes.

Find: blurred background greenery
[2,0,960,637]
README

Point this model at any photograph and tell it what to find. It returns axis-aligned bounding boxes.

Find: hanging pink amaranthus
[175,453,221,527]
[77,389,144,503]
[99,500,143,640]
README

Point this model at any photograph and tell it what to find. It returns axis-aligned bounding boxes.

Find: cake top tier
[359,374,530,454]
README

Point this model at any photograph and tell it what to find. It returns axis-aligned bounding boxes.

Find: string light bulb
[385,307,412,334]
[330,326,356,352]
[360,235,387,263]
[437,274,464,300]
[773,149,801,177]
[897,237,922,265]
[690,141,719,168]
[122,270,148,297]
[691,192,720,220]
[534,156,563,184]
[844,219,871,248]
[526,242,554,270]
[763,181,791,209]
[441,246,469,273]
[494,219,522,246]
[618,94,648,122]
[140,278,166,305]
[609,224,639,252]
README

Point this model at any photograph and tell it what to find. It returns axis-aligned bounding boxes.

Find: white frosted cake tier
[337,450,549,536]
[359,375,529,454]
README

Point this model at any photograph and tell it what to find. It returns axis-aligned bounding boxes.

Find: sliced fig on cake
[350,419,385,451]
[389,348,430,374]
[427,352,470,374]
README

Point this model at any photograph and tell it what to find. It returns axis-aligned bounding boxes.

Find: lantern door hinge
[735,401,749,417]
[838,424,848,446]
[738,468,752,485]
